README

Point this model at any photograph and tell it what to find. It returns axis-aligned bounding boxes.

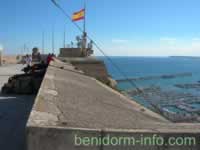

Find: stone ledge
[26,59,200,150]
[26,126,200,150]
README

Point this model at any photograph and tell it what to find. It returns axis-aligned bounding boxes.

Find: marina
[122,84,200,122]
[100,56,200,123]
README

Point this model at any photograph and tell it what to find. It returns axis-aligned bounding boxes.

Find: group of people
[23,53,55,67]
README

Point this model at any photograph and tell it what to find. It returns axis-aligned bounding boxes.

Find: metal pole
[24,44,26,54]
[64,27,66,48]
[52,26,55,54]
[42,31,45,54]
[84,0,86,33]
[0,49,2,66]
[82,0,87,56]
[0,45,3,66]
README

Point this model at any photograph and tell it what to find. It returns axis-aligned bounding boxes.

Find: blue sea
[99,57,200,89]
[98,56,200,115]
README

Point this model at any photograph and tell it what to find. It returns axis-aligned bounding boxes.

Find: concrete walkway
[0,65,35,150]
[0,64,23,87]
[29,61,170,129]
[27,60,200,150]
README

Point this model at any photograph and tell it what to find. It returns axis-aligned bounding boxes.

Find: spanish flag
[72,9,85,21]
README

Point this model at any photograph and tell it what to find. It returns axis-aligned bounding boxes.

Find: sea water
[98,56,200,118]
[99,56,200,90]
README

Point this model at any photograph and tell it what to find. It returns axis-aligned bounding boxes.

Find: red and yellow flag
[72,9,85,21]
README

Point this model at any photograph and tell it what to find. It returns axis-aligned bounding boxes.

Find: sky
[1,0,200,56]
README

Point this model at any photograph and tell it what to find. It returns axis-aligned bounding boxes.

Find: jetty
[175,83,200,90]
[1,1,200,149]
[1,55,200,149]
[26,59,200,150]
[116,72,192,82]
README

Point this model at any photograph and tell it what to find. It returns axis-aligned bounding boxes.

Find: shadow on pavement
[0,93,35,150]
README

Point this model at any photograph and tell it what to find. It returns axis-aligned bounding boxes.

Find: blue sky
[1,0,200,56]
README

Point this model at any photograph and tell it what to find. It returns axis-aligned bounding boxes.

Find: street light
[0,45,3,66]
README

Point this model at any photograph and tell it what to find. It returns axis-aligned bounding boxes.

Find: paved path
[29,61,200,132]
[0,64,35,150]
[30,61,172,129]
[0,64,23,87]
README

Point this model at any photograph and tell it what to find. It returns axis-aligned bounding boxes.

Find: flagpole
[81,0,87,56]
[84,0,86,33]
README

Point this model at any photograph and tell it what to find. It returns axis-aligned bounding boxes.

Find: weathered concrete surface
[60,57,110,84]
[0,64,35,150]
[27,127,200,150]
[27,60,200,150]
[28,60,169,129]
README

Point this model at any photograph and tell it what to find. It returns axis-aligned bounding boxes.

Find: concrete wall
[26,127,100,150]
[71,60,110,84]
[26,127,200,150]
[26,60,200,150]
[59,57,111,85]
[59,48,82,57]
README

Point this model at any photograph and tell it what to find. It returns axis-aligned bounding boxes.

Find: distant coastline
[98,56,200,59]
[170,56,200,59]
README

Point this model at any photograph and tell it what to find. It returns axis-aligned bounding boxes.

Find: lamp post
[0,46,3,66]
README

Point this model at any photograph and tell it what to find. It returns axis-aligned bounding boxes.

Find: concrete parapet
[27,127,200,150]
[59,57,112,86]
[59,48,82,57]
[26,60,200,150]
[27,127,101,150]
